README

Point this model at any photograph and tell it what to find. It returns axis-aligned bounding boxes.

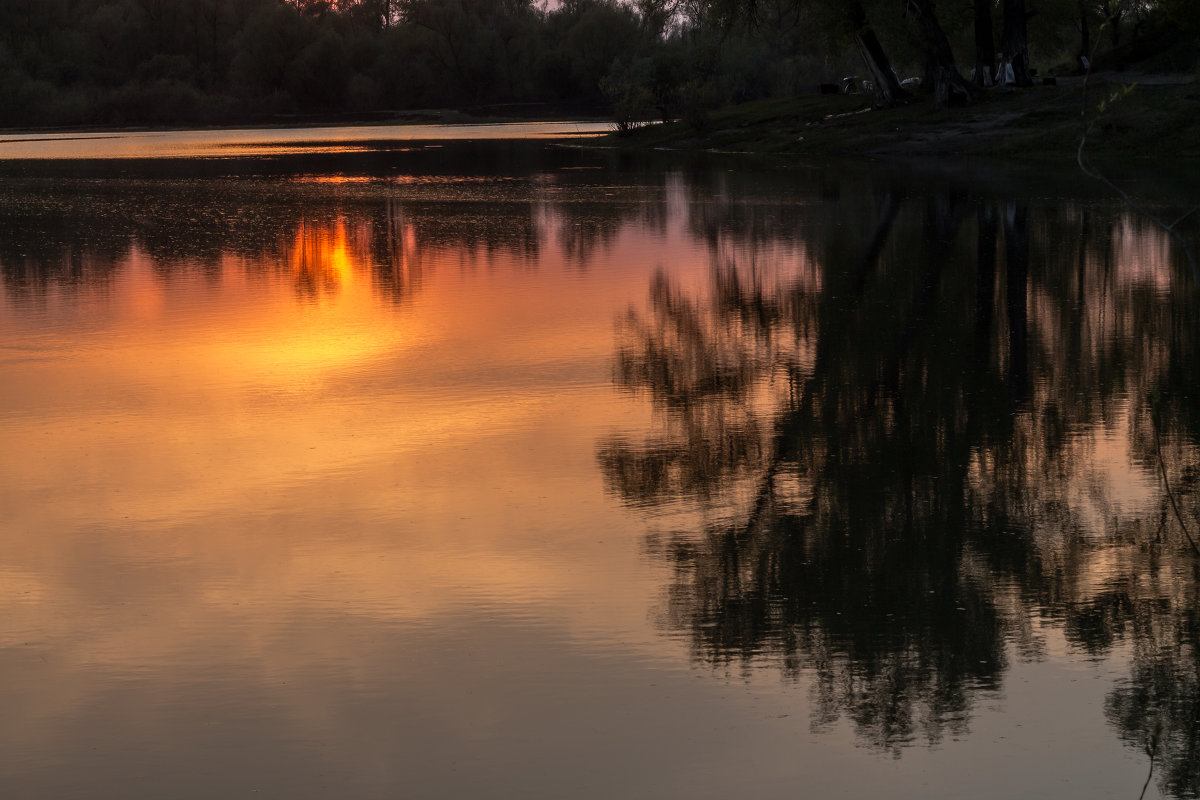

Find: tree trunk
[1001,0,1034,86]
[974,0,996,87]
[1078,0,1090,65]
[1100,1,1124,69]
[848,0,909,108]
[976,204,997,363]
[1004,202,1029,405]
[907,0,973,108]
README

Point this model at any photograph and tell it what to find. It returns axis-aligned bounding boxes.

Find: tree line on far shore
[0,0,1195,128]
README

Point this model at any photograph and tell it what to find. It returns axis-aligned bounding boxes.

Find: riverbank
[601,72,1200,162]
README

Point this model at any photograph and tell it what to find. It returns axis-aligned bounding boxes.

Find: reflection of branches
[0,181,132,297]
[600,257,807,506]
[1149,398,1200,557]
[604,181,1200,772]
[1076,31,1198,279]
[616,267,786,405]
[1107,595,1200,800]
[555,201,644,268]
[603,189,1027,751]
[1138,719,1162,800]
[1077,139,1198,280]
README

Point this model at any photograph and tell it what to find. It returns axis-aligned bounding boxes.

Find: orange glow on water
[0,202,680,546]
[286,218,357,295]
[4,154,1196,800]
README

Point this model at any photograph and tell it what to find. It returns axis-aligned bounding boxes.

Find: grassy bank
[601,73,1200,162]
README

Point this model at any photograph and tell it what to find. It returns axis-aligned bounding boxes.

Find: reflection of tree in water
[599,176,1200,782]
[548,196,654,268]
[0,179,133,297]
[1095,392,1200,799]
[0,182,547,303]
[605,186,1015,753]
[603,263,791,507]
[1106,576,1200,800]
[0,164,667,299]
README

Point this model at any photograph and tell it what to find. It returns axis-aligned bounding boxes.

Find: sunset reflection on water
[2,144,1199,799]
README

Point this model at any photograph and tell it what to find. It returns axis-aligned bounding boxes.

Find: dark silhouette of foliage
[597,165,1200,792]
[0,0,1191,127]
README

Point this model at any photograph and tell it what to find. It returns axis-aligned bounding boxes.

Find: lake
[2,124,1199,799]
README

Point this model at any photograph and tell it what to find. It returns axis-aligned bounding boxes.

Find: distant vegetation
[0,0,1195,129]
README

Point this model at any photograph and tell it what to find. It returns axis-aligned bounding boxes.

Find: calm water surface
[2,130,1200,799]
[0,121,611,159]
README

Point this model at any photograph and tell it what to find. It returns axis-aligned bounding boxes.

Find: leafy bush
[601,57,656,133]
[679,79,720,133]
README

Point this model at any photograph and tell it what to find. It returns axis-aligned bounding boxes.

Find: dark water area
[2,131,1200,799]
